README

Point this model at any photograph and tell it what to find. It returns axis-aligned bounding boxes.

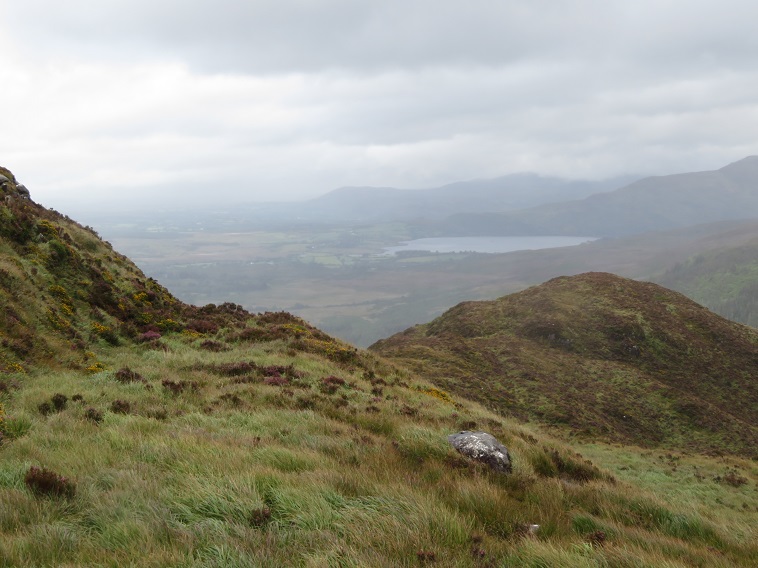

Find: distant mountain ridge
[371,272,758,457]
[440,156,758,237]
[299,173,638,222]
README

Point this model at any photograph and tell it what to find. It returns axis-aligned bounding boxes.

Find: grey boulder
[448,431,512,473]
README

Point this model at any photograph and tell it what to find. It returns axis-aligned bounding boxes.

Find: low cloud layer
[2,1,757,210]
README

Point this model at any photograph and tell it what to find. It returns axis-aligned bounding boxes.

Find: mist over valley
[83,158,758,347]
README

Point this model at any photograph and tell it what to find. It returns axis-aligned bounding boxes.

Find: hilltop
[1,169,757,566]
[371,272,758,457]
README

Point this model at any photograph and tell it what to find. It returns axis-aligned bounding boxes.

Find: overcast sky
[2,0,757,211]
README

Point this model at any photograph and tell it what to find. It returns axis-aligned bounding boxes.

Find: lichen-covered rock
[447,431,512,473]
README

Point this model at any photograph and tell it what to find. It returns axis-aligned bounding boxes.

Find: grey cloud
[7,1,758,73]
[2,0,758,208]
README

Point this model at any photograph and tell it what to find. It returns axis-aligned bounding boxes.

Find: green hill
[1,169,757,566]
[371,272,758,458]
[654,242,758,328]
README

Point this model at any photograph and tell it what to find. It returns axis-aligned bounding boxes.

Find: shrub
[51,393,68,411]
[262,365,302,379]
[187,319,219,334]
[138,331,161,342]
[162,379,199,395]
[532,447,604,482]
[86,362,107,374]
[110,399,131,414]
[319,375,346,394]
[416,386,455,404]
[210,361,258,377]
[717,470,748,487]
[585,530,607,547]
[146,408,169,420]
[417,550,437,564]
[156,319,182,332]
[258,311,302,325]
[24,466,76,499]
[264,376,289,386]
[249,506,272,527]
[91,322,119,345]
[114,367,145,384]
[298,338,358,363]
[84,407,103,424]
[230,326,289,343]
[199,340,228,352]
[0,412,32,439]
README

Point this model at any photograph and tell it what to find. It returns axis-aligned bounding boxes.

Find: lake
[383,236,597,255]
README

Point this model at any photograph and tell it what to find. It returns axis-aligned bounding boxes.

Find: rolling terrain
[2,168,757,565]
[371,272,758,457]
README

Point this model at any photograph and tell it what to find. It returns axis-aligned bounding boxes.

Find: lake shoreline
[383,235,598,255]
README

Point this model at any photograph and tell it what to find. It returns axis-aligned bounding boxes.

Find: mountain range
[439,156,758,237]
[298,173,639,222]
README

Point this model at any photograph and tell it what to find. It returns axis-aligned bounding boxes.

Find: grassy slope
[654,241,758,327]
[371,273,758,458]
[1,170,757,566]
[4,337,756,567]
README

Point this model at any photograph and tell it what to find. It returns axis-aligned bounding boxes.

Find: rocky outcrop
[447,431,511,473]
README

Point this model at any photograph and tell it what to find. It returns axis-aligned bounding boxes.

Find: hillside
[1,169,757,566]
[371,272,758,458]
[441,156,758,237]
[654,241,758,328]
